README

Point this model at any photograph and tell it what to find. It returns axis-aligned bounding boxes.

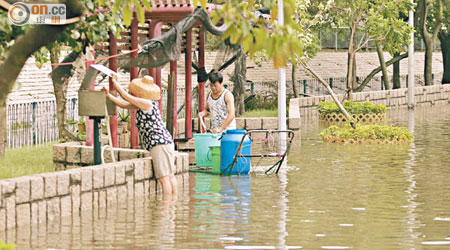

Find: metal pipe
[408,0,415,109]
[277,0,287,153]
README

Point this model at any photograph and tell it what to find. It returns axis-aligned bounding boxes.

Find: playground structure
[84,1,219,149]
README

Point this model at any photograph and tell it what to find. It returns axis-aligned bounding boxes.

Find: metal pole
[93,117,101,165]
[408,0,415,109]
[278,0,287,153]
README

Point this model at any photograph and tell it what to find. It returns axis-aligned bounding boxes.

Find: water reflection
[3,105,450,249]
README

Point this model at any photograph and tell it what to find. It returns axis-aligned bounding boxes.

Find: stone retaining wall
[291,85,450,120]
[52,142,152,169]
[0,153,189,233]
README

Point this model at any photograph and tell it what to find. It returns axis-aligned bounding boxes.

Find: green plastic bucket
[193,133,221,167]
[209,146,221,174]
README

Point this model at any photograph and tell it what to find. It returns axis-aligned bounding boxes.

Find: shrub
[318,101,387,115]
[320,124,413,142]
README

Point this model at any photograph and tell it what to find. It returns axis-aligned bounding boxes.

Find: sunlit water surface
[6,105,450,249]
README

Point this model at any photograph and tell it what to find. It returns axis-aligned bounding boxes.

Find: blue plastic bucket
[193,133,221,167]
[220,129,251,175]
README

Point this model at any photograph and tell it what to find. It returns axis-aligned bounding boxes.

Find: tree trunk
[291,64,298,98]
[418,0,443,86]
[376,43,390,90]
[424,37,435,86]
[231,47,246,116]
[438,30,450,84]
[393,52,401,89]
[51,49,82,139]
[0,1,83,157]
[0,0,83,104]
[355,52,408,92]
[346,52,356,100]
[0,99,6,157]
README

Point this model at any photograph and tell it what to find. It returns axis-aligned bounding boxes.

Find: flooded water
[6,105,450,249]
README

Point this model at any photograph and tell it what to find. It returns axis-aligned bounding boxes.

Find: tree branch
[355,52,408,92]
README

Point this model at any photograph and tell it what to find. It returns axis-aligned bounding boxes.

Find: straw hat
[128,76,161,100]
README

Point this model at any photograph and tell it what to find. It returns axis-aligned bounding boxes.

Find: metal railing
[6,98,78,148]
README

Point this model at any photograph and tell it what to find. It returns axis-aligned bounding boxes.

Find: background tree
[437,0,450,84]
[416,0,443,86]
[0,0,147,157]
[0,0,84,157]
[321,0,412,98]
[33,0,125,140]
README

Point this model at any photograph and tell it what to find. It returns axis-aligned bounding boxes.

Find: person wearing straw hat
[102,75,177,197]
[198,70,236,133]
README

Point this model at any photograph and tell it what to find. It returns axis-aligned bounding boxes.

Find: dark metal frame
[221,129,295,175]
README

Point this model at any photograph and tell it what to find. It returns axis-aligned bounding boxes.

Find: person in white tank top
[198,70,236,133]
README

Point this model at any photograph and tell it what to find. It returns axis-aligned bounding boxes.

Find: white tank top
[207,89,236,131]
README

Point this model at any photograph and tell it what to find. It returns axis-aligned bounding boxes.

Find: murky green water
[6,105,450,249]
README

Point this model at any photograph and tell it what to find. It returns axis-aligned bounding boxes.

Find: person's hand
[102,87,110,99]
[111,75,119,87]
[212,128,222,134]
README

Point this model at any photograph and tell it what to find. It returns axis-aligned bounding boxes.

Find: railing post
[303,79,307,94]
[32,102,36,145]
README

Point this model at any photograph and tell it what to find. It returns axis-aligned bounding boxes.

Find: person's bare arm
[102,87,137,109]
[212,92,235,133]
[198,91,211,118]
[112,76,153,111]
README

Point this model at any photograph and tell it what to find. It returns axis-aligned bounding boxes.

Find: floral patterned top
[136,101,173,150]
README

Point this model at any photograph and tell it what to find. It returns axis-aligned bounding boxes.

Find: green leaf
[123,5,132,27]
[134,0,145,24]
[142,0,152,11]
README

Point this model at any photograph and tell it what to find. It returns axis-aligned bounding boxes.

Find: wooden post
[85,59,94,146]
[130,17,139,149]
[198,28,206,133]
[170,60,178,139]
[167,74,175,137]
[148,21,163,111]
[155,22,163,111]
[185,28,193,139]
[108,32,118,147]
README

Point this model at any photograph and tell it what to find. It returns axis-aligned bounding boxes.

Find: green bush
[0,240,16,250]
[245,94,278,111]
[320,124,413,141]
[318,101,387,115]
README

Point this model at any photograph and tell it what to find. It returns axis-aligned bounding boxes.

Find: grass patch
[240,109,278,117]
[0,143,55,180]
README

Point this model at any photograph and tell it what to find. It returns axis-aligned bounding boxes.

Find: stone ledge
[0,151,189,232]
